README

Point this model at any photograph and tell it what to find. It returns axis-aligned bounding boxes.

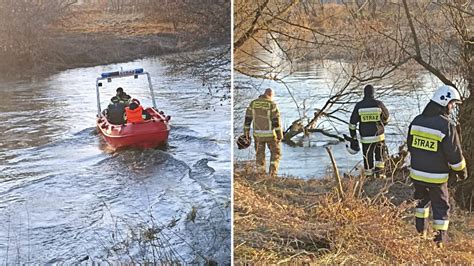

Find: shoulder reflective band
[349,123,357,130]
[412,135,438,152]
[252,101,271,110]
[358,107,382,123]
[360,134,385,144]
[410,125,445,142]
[433,220,449,231]
[410,168,448,184]
[358,107,382,114]
[415,208,429,218]
[449,158,466,171]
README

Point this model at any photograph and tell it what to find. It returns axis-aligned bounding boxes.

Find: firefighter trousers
[255,139,281,176]
[362,141,386,176]
[413,180,450,242]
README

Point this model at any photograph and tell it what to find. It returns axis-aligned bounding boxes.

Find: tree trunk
[455,37,474,211]
[457,83,474,211]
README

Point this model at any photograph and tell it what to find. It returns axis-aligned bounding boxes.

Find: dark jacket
[407,101,466,184]
[117,92,131,105]
[107,102,126,124]
[349,86,389,144]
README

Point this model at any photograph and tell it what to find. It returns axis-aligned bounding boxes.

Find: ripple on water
[0,56,230,263]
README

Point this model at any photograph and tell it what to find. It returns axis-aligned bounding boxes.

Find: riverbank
[0,9,211,80]
[234,161,474,264]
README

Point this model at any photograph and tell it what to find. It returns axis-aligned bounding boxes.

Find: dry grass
[234,162,474,264]
[55,9,173,36]
[234,164,331,264]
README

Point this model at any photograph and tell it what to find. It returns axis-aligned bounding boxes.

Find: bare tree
[234,0,473,208]
[156,0,232,91]
[234,0,416,140]
[0,0,77,72]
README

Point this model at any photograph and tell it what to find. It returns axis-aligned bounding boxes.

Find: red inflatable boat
[95,68,171,149]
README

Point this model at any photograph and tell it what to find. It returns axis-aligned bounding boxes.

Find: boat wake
[0,123,229,263]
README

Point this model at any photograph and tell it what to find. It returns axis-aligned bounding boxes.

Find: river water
[0,56,231,263]
[234,61,442,178]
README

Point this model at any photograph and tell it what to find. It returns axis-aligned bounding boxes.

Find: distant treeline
[0,0,230,78]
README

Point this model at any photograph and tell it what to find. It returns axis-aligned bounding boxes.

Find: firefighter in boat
[124,99,151,123]
[115,87,132,105]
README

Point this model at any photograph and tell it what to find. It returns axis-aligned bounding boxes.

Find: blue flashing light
[101,71,119,78]
[101,68,144,78]
[133,68,144,74]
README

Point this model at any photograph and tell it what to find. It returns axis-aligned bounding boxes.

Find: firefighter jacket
[349,94,389,144]
[244,95,283,142]
[408,101,466,184]
[107,102,126,125]
[117,93,132,105]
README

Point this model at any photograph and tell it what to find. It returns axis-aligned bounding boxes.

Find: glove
[456,168,468,181]
[448,171,458,187]
[244,130,250,140]
[276,130,283,142]
[448,168,469,187]
[350,138,360,152]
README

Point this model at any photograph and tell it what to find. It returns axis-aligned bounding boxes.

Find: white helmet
[346,144,359,155]
[431,85,462,107]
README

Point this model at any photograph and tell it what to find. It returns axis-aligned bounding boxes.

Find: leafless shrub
[0,0,77,71]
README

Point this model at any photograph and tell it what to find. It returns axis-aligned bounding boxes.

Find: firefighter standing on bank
[348,85,390,178]
[407,85,468,245]
[242,88,283,176]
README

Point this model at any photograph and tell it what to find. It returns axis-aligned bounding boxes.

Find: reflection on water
[234,62,441,178]
[0,56,231,263]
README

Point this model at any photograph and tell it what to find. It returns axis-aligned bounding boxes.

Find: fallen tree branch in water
[283,77,354,142]
[283,108,349,142]
[307,128,344,142]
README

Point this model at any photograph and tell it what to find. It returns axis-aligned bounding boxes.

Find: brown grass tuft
[234,162,474,264]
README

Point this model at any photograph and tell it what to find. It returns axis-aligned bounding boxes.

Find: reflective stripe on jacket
[349,97,389,143]
[125,106,144,123]
[408,111,466,184]
[117,93,131,105]
[244,95,282,141]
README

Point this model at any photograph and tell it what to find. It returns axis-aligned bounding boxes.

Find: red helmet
[132,98,140,105]
[237,135,251,149]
